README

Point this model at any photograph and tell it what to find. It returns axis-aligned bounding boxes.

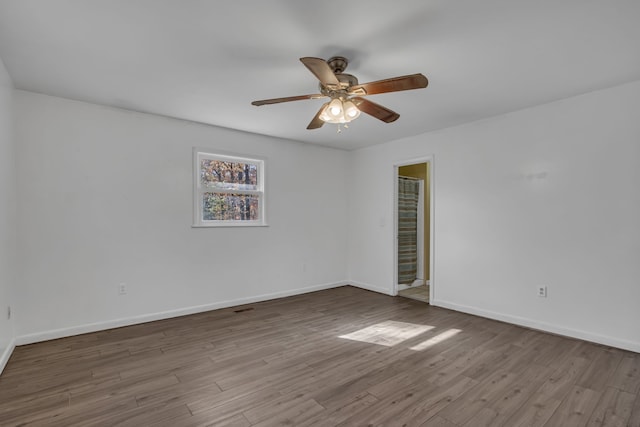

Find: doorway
[394,159,432,303]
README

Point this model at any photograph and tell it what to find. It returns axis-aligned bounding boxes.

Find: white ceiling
[1,1,639,150]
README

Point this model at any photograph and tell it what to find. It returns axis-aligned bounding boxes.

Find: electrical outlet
[537,285,547,298]
[118,283,127,295]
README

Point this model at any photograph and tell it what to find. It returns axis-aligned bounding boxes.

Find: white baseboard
[15,281,347,346]
[431,298,640,354]
[0,337,16,375]
[13,283,638,354]
[348,281,394,296]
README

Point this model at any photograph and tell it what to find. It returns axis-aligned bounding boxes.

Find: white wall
[348,80,640,352]
[0,56,16,369]
[7,79,640,354]
[14,91,349,341]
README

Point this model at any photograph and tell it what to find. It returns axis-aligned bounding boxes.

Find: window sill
[192,223,269,228]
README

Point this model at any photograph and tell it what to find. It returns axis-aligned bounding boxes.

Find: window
[193,149,266,227]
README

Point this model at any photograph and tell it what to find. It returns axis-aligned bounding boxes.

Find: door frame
[393,156,435,302]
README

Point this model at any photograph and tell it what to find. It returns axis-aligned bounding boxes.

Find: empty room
[0,1,639,426]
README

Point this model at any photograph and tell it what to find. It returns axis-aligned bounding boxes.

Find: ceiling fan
[251,56,428,130]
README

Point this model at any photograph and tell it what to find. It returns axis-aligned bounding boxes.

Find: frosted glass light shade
[319,98,360,124]
[328,98,343,118]
[343,100,360,119]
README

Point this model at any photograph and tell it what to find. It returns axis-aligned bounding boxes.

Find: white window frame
[193,148,267,227]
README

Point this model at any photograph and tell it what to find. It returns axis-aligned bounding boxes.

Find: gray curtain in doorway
[398,177,420,285]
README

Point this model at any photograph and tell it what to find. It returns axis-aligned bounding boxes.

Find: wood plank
[576,347,624,392]
[472,363,555,426]
[536,355,593,400]
[629,393,640,427]
[373,374,478,426]
[250,397,326,427]
[545,385,601,427]
[586,386,636,427]
[26,395,138,427]
[608,355,640,394]
[503,391,562,427]
[335,381,439,426]
[296,393,380,427]
[419,415,458,426]
[436,369,519,425]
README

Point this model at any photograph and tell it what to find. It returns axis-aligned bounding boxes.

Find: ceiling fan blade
[349,73,428,96]
[307,106,325,130]
[352,97,400,123]
[300,57,340,88]
[251,94,325,106]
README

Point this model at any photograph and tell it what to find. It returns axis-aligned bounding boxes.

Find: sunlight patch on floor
[338,320,434,347]
[409,328,461,351]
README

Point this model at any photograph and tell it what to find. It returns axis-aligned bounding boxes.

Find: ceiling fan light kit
[251,56,428,131]
[318,97,361,125]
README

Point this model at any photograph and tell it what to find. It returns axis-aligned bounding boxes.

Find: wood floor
[1,286,639,427]
[398,285,430,303]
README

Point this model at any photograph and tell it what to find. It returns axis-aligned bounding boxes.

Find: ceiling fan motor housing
[327,56,348,73]
[318,57,358,95]
[319,73,359,95]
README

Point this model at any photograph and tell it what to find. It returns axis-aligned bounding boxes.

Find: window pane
[200,159,258,190]
[203,193,259,221]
